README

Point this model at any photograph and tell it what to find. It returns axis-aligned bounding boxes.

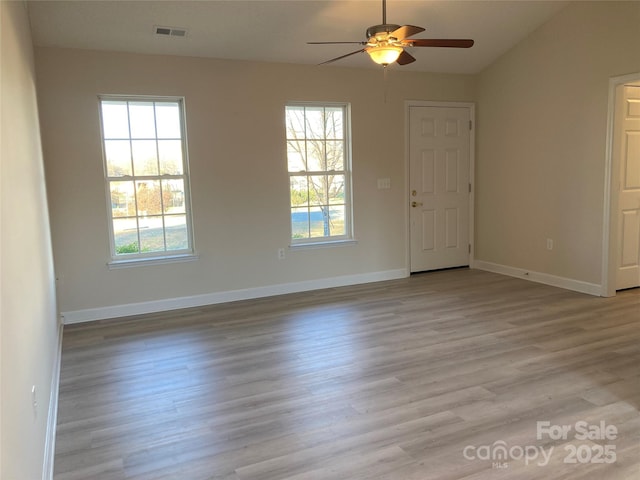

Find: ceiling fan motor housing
[366,24,401,42]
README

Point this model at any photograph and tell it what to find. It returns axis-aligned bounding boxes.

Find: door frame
[602,72,640,297]
[404,100,476,273]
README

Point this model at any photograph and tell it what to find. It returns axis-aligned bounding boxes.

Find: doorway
[406,102,475,273]
[603,73,640,296]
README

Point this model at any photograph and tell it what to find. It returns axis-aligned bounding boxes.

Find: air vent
[154,25,187,37]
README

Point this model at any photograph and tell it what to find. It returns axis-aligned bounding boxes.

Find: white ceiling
[27,0,568,74]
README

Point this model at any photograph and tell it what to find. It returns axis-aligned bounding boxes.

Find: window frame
[98,95,196,266]
[285,102,355,247]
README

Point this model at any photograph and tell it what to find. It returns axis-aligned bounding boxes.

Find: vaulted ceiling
[27,1,568,74]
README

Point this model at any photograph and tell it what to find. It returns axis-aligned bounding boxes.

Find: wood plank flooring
[53,269,640,479]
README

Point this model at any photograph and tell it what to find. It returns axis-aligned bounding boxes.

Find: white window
[99,96,194,262]
[285,103,353,244]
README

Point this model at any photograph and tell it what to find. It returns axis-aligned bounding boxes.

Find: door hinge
[468,183,472,193]
[469,120,472,130]
[469,244,471,254]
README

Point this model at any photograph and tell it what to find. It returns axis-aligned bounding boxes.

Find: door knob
[411,201,423,208]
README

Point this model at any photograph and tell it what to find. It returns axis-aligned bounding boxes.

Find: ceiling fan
[308,0,474,66]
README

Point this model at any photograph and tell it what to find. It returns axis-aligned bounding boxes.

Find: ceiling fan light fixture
[366,45,403,65]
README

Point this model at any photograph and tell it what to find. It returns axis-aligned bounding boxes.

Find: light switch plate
[377,178,391,189]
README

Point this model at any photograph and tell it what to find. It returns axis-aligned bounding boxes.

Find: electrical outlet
[278,248,285,260]
[546,238,554,250]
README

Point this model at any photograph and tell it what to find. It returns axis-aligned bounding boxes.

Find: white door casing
[615,85,640,290]
[408,104,472,272]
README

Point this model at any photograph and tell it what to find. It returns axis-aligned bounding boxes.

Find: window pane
[306,140,325,171]
[287,140,306,172]
[290,176,308,207]
[113,217,139,254]
[101,98,192,258]
[291,207,310,239]
[309,206,328,238]
[131,140,159,176]
[325,107,344,139]
[162,179,185,214]
[104,140,132,177]
[286,103,350,244]
[309,175,327,205]
[136,180,162,216]
[129,102,156,138]
[328,175,345,204]
[101,101,129,139]
[329,206,346,236]
[139,216,165,252]
[155,102,181,138]
[305,107,324,139]
[110,181,135,218]
[158,140,183,175]
[165,214,188,251]
[326,141,344,171]
[285,107,305,139]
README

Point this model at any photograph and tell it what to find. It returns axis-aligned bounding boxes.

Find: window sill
[289,239,358,251]
[108,253,199,269]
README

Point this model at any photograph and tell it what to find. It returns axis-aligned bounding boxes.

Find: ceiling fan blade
[407,39,474,48]
[318,48,366,65]
[396,50,416,65]
[391,25,425,40]
[308,41,366,45]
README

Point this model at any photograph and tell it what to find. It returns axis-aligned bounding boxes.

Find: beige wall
[35,47,475,317]
[1,2,59,479]
[475,1,640,285]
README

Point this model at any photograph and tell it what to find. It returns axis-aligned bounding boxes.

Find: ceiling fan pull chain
[383,65,388,104]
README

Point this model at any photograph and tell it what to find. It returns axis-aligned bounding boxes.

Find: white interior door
[616,85,640,290]
[409,105,471,272]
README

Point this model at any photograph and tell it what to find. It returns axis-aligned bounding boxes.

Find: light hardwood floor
[54,269,640,480]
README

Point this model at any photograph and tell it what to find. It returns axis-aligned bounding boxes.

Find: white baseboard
[42,320,63,480]
[472,260,602,296]
[61,268,409,324]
